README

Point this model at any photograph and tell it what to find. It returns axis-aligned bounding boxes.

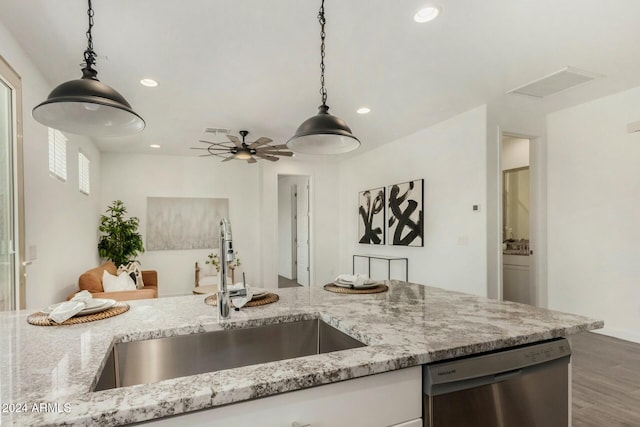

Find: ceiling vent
[204,127,230,135]
[508,67,602,98]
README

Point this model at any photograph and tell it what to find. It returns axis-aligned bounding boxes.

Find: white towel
[49,290,93,323]
[335,274,369,286]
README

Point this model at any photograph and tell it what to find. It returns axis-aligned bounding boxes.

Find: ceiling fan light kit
[192,130,294,164]
[32,0,144,137]
[287,0,360,155]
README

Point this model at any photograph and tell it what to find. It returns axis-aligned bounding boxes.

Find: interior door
[0,56,23,311]
[296,178,310,286]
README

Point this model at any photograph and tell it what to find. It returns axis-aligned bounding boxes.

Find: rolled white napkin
[335,274,369,286]
[49,290,93,323]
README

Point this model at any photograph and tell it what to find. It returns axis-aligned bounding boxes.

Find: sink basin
[94,319,366,391]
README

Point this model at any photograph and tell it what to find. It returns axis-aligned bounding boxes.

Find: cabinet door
[145,366,421,427]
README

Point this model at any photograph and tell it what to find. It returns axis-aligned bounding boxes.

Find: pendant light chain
[83,0,97,70]
[318,0,328,107]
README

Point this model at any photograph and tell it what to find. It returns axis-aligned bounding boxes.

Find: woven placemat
[204,292,279,307]
[323,283,389,294]
[27,302,130,326]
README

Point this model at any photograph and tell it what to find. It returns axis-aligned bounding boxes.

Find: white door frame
[0,54,25,310]
[499,130,546,308]
[291,184,297,280]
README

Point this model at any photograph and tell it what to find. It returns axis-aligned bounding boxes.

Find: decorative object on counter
[27,302,129,326]
[352,254,409,281]
[98,200,144,267]
[358,187,385,244]
[323,283,389,294]
[503,239,530,255]
[388,179,424,246]
[32,0,144,137]
[146,197,228,250]
[68,261,158,302]
[286,0,360,155]
[192,130,293,163]
[204,292,279,308]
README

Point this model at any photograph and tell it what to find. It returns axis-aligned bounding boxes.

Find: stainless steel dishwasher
[423,338,571,427]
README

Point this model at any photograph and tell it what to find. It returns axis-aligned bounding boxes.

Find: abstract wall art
[146,197,229,251]
[387,179,423,247]
[358,187,385,244]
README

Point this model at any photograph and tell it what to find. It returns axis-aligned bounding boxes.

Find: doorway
[0,55,25,310]
[501,135,534,305]
[277,175,310,288]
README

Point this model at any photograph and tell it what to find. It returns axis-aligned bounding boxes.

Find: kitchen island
[0,281,602,426]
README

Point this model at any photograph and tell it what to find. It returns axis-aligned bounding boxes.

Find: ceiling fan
[191,130,294,163]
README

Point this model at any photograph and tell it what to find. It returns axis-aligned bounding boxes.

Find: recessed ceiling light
[414,6,441,23]
[140,78,158,87]
[357,107,371,114]
[149,144,160,148]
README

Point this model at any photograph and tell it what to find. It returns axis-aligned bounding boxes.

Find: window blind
[78,152,90,195]
[48,128,67,181]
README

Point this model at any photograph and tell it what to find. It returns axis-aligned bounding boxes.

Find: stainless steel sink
[94,319,366,391]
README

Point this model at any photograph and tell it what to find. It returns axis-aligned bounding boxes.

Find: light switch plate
[473,204,481,212]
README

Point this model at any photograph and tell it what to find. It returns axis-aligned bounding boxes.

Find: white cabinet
[503,254,530,304]
[145,366,422,427]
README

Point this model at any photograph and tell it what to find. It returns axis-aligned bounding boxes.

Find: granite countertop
[0,281,602,426]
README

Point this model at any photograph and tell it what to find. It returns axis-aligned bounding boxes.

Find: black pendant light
[32,0,145,137]
[287,0,360,155]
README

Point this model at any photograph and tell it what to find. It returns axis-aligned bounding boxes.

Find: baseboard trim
[591,327,640,344]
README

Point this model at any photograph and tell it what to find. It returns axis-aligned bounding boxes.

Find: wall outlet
[29,245,37,260]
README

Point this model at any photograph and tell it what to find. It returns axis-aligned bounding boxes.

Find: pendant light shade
[287,0,360,155]
[32,0,144,137]
[287,105,360,155]
[33,68,145,137]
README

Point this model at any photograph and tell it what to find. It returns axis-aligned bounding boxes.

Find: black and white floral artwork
[358,187,385,244]
[388,179,423,246]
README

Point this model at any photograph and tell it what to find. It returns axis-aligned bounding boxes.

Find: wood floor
[570,332,640,426]
[277,275,302,288]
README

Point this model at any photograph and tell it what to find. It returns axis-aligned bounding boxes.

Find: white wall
[100,153,260,296]
[338,106,488,296]
[277,175,308,279]
[502,137,530,170]
[547,86,640,343]
[0,21,102,309]
[261,159,341,288]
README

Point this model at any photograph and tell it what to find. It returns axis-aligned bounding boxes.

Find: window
[48,128,67,181]
[78,151,90,195]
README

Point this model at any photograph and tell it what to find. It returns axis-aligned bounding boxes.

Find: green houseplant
[98,200,145,267]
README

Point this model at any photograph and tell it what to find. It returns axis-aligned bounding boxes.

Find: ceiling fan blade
[247,157,258,164]
[248,137,273,149]
[199,140,233,148]
[260,150,294,157]
[221,156,235,162]
[267,144,288,150]
[227,135,243,148]
[198,154,214,157]
[254,153,279,162]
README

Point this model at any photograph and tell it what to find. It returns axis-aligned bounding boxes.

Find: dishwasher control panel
[424,338,571,386]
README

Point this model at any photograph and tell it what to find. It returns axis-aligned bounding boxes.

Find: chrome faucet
[217,218,246,319]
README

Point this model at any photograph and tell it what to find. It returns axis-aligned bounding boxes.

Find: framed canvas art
[387,179,423,247]
[358,187,385,244]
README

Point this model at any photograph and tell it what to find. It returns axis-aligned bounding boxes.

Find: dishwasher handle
[494,369,523,382]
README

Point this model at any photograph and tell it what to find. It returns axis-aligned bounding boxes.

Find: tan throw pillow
[102,270,136,292]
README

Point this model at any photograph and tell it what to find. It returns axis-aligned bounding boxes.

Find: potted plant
[98,200,145,267]
[206,251,241,281]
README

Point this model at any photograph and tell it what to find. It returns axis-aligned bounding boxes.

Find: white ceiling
[3,0,640,157]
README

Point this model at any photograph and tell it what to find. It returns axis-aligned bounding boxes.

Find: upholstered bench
[67,261,158,301]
